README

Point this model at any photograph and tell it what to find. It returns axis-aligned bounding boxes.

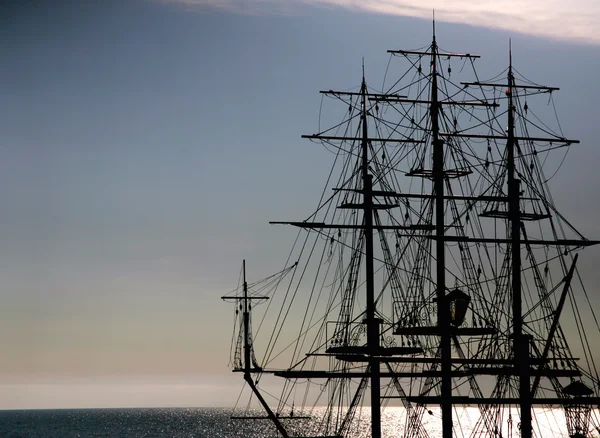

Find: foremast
[274,68,425,437]
[360,69,382,438]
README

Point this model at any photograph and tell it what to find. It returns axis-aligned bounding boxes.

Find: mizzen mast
[360,66,382,438]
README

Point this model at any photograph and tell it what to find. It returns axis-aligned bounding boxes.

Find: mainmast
[430,23,453,438]
[386,23,485,438]
[506,44,532,438]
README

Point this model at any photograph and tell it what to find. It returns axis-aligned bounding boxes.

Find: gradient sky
[1,0,599,409]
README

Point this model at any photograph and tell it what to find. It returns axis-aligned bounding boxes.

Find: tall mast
[431,21,453,438]
[361,68,382,438]
[226,29,600,438]
[506,43,532,438]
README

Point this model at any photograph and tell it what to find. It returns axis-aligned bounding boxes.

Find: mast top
[509,38,513,72]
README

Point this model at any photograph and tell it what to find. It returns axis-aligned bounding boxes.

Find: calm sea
[0,408,280,437]
[0,407,586,437]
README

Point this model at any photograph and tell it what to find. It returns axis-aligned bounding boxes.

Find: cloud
[157,0,600,44]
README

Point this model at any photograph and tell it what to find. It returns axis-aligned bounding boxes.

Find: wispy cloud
[158,0,600,44]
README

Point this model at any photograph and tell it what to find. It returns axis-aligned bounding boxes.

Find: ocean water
[0,408,277,437]
[0,406,592,437]
[0,407,328,437]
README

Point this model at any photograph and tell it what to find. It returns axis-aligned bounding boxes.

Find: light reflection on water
[0,406,596,437]
[287,406,587,438]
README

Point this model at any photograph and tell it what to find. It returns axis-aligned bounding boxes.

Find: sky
[1,0,599,409]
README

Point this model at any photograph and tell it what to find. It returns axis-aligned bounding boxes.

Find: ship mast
[506,43,532,438]
[430,23,454,438]
[360,66,382,438]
